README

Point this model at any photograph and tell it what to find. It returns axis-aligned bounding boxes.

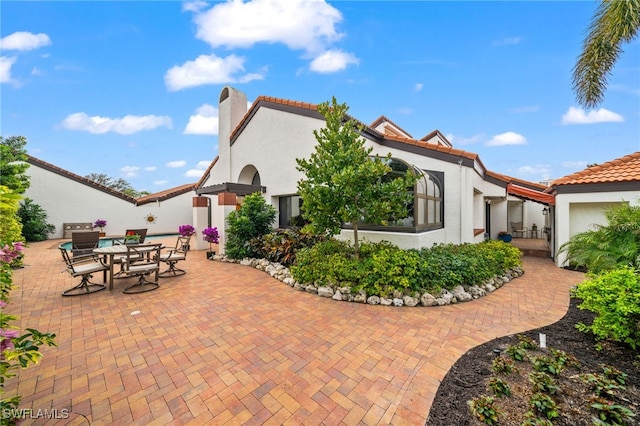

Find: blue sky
[2,1,639,193]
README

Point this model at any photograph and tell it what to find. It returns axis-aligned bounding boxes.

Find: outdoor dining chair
[510,221,528,239]
[111,228,148,245]
[158,236,190,277]
[71,231,101,257]
[60,247,108,296]
[120,243,162,294]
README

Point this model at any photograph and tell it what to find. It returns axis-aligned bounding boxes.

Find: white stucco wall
[554,190,640,266]
[24,163,194,240]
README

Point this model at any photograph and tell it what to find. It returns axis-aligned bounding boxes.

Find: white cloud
[445,133,484,146]
[494,36,521,46]
[518,165,551,177]
[561,160,588,169]
[184,104,219,135]
[309,49,359,73]
[153,180,168,186]
[486,131,527,146]
[191,0,343,54]
[182,0,208,12]
[144,166,157,172]
[166,160,186,168]
[414,83,423,92]
[185,160,211,178]
[120,166,140,178]
[508,105,539,113]
[165,54,265,91]
[60,113,172,134]
[0,31,51,51]
[185,169,206,178]
[31,67,44,76]
[561,106,624,125]
[0,56,17,83]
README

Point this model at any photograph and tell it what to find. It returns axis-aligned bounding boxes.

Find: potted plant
[178,224,196,250]
[93,219,107,237]
[497,231,512,242]
[202,226,219,260]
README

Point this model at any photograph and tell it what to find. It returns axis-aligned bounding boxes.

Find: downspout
[458,159,463,243]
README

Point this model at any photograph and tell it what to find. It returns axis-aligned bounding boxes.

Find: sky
[2,0,639,194]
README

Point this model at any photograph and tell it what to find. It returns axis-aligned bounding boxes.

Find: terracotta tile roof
[549,151,640,187]
[226,94,545,192]
[507,183,555,205]
[135,183,197,205]
[369,115,413,138]
[486,170,548,191]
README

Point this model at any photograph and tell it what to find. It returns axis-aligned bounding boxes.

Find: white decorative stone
[353,291,367,303]
[380,297,393,306]
[305,285,318,294]
[317,286,334,298]
[332,291,343,301]
[420,292,437,307]
[392,298,404,307]
[367,296,380,305]
[403,295,419,307]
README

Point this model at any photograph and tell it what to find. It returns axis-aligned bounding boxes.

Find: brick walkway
[6,238,585,425]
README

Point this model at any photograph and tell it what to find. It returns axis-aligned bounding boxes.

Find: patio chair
[120,243,162,294]
[111,229,148,277]
[510,221,528,238]
[111,228,148,245]
[158,236,190,278]
[71,231,101,257]
[60,247,108,296]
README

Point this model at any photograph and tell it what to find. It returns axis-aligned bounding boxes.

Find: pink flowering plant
[202,227,219,244]
[178,224,196,237]
[1,242,56,422]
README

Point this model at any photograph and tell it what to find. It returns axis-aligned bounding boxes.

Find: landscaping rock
[305,285,318,294]
[403,295,419,307]
[392,289,404,299]
[332,291,343,301]
[380,297,393,306]
[451,285,472,302]
[294,282,305,291]
[317,286,333,298]
[367,296,380,305]
[420,292,437,307]
[240,259,253,266]
[283,277,295,286]
[393,298,404,307]
[353,290,367,303]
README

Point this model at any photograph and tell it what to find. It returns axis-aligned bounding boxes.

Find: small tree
[0,136,30,194]
[18,198,55,242]
[225,192,277,259]
[296,97,417,258]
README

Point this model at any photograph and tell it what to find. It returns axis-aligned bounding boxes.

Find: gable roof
[549,151,640,188]
[222,93,546,194]
[27,155,196,204]
[369,115,413,139]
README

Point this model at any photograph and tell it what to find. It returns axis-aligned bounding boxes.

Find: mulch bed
[426,297,639,425]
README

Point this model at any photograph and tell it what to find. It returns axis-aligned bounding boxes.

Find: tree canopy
[84,173,150,198]
[573,0,640,108]
[296,97,417,257]
[0,136,30,194]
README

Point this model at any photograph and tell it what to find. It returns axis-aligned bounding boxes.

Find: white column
[192,197,210,250]
[212,192,238,255]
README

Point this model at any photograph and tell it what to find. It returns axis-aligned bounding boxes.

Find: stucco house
[544,152,640,267]
[24,155,196,239]
[193,86,550,253]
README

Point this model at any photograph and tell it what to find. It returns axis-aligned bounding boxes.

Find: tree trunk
[353,222,360,259]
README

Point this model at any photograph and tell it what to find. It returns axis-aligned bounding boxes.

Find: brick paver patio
[6,238,585,425]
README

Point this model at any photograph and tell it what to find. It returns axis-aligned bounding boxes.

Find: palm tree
[572,0,640,108]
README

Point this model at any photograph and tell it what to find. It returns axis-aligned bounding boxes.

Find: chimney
[218,86,248,182]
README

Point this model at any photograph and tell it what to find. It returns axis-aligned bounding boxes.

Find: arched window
[354,157,444,232]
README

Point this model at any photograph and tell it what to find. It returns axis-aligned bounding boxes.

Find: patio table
[93,243,162,290]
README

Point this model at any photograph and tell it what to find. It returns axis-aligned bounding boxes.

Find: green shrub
[468,395,501,425]
[589,396,636,425]
[572,267,640,349]
[249,228,327,266]
[488,377,511,397]
[225,192,277,259]
[558,202,640,273]
[529,392,559,420]
[291,238,523,296]
[18,198,55,242]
